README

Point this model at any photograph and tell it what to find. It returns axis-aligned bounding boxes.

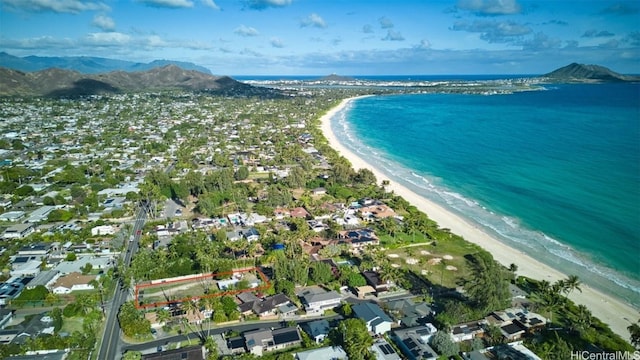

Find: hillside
[0,52,212,74]
[543,63,639,82]
[0,65,271,97]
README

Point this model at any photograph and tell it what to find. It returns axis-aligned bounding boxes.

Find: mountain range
[0,52,212,74]
[0,65,270,97]
[0,52,636,97]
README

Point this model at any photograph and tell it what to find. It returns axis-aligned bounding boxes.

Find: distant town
[0,81,636,360]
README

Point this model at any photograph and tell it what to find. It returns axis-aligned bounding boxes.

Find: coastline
[319,96,639,339]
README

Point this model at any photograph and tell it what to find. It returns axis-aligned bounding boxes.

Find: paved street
[97,204,146,360]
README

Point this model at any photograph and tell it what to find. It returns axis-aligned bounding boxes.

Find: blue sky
[1,0,639,75]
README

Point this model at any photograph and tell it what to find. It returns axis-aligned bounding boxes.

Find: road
[98,162,175,360]
[97,203,146,360]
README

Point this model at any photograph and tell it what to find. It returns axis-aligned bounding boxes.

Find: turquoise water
[331,83,640,307]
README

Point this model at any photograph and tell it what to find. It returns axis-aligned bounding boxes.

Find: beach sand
[320,96,639,339]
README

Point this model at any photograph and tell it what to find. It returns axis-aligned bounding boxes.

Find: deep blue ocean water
[331,83,640,307]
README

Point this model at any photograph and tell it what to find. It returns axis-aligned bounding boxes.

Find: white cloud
[382,30,404,41]
[520,32,561,50]
[415,39,431,49]
[270,37,284,48]
[201,0,219,10]
[301,13,327,28]
[92,15,116,31]
[0,36,75,50]
[378,16,394,29]
[240,48,262,57]
[137,0,194,9]
[598,39,619,49]
[234,25,260,37]
[457,0,522,15]
[245,0,292,10]
[450,20,531,43]
[1,0,109,14]
[362,24,374,34]
[84,32,132,46]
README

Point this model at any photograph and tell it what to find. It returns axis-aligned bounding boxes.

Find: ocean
[330,82,640,307]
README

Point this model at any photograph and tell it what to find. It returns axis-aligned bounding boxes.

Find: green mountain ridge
[0,52,213,75]
[0,65,269,97]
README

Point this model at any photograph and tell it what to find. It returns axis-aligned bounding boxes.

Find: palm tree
[155,308,171,329]
[563,275,582,298]
[571,304,592,333]
[531,289,563,324]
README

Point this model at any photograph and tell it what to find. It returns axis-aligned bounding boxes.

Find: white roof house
[0,211,25,222]
[91,225,115,236]
[2,223,36,239]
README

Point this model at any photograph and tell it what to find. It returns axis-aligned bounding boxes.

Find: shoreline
[319,96,639,340]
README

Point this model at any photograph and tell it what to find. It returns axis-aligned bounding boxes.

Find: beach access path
[319,96,639,340]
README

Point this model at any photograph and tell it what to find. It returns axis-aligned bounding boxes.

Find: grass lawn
[61,316,84,333]
[379,233,485,289]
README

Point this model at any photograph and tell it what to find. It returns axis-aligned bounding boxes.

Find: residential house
[301,319,330,343]
[277,302,298,318]
[370,339,402,360]
[299,287,342,315]
[311,187,327,196]
[10,256,41,277]
[0,309,14,329]
[386,299,434,327]
[246,213,267,225]
[25,205,57,223]
[18,242,55,256]
[273,208,290,219]
[295,346,348,360]
[271,326,302,352]
[26,270,60,290]
[355,285,376,299]
[244,327,301,356]
[225,336,246,355]
[243,228,260,242]
[307,220,327,233]
[290,207,311,219]
[484,307,546,341]
[3,350,69,360]
[462,341,542,360]
[362,270,393,294]
[102,197,126,209]
[338,229,379,248]
[0,278,26,306]
[333,213,360,228]
[391,325,439,360]
[255,294,291,318]
[51,272,97,294]
[239,294,291,318]
[91,225,116,236]
[0,211,25,222]
[1,312,55,345]
[2,223,36,239]
[352,302,393,335]
[450,320,487,343]
[142,345,206,360]
[359,204,396,222]
[53,256,112,275]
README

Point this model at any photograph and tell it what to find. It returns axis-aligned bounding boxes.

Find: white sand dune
[320,96,638,339]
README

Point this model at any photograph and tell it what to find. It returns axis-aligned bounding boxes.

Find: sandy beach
[320,96,639,339]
